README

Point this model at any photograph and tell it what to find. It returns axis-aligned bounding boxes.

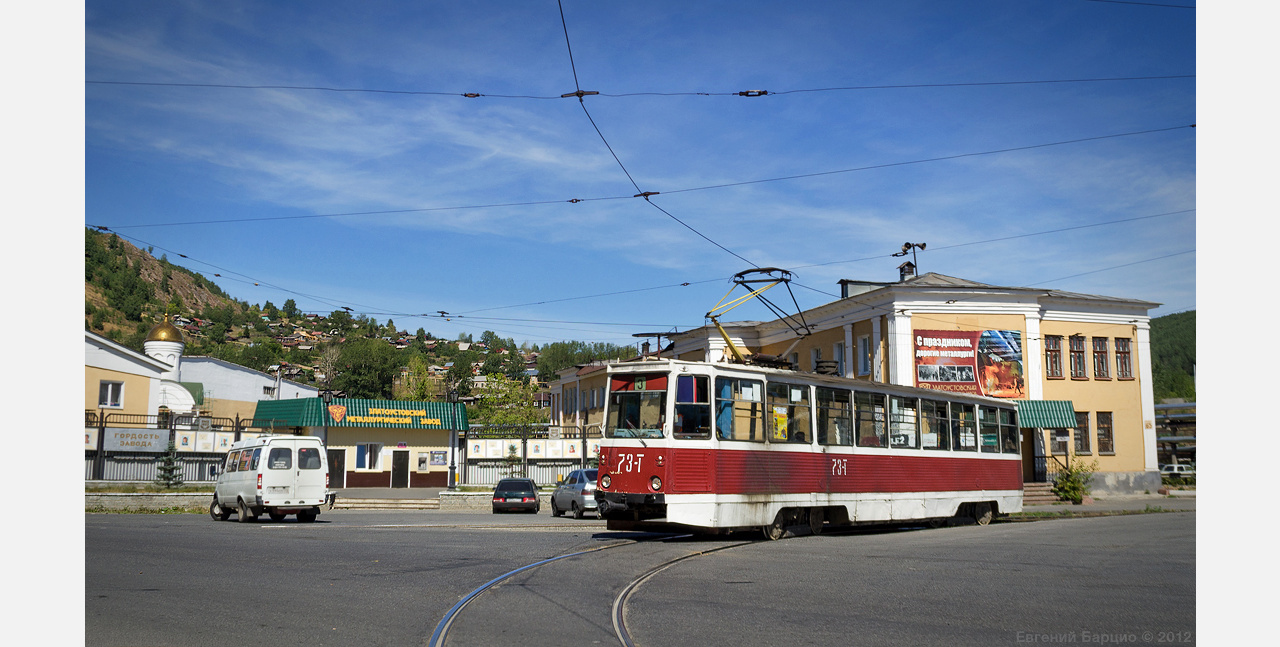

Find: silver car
[550,469,598,519]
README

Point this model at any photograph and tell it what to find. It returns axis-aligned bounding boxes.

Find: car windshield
[495,480,535,495]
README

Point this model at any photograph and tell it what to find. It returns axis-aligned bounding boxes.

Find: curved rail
[428,540,632,647]
[611,541,754,647]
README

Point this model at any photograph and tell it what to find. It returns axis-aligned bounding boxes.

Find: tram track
[426,533,756,647]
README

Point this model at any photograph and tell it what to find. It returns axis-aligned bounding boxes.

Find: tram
[594,358,1023,539]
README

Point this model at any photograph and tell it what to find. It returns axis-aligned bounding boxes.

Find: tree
[153,439,185,489]
[332,337,399,399]
[282,299,300,320]
[263,301,279,319]
[395,355,442,401]
[327,309,355,336]
[474,373,547,427]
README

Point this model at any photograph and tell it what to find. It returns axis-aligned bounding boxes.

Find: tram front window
[607,392,666,438]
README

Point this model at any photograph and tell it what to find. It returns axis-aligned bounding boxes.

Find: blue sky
[81,1,1196,348]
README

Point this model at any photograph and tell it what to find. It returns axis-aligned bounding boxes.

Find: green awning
[1016,400,1077,428]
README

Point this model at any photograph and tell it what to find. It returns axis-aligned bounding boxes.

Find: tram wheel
[974,502,994,526]
[808,508,824,535]
[762,512,786,541]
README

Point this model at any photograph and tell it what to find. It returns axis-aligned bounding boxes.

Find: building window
[262,385,276,396]
[1097,412,1115,454]
[857,334,872,376]
[810,348,822,373]
[1092,338,1110,379]
[1073,412,1091,454]
[1069,336,1088,379]
[834,342,846,376]
[98,381,124,408]
[1115,338,1133,379]
[1044,336,1063,379]
[1050,429,1069,455]
[356,443,383,470]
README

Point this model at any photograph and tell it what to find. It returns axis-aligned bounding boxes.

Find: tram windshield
[606,374,667,439]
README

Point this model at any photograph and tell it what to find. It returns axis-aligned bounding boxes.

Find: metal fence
[85,410,289,483]
[84,452,224,483]
[460,424,601,487]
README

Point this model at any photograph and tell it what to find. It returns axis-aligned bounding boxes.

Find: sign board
[104,428,168,452]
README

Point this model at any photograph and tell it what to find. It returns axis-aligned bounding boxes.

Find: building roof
[252,398,469,430]
[145,315,186,343]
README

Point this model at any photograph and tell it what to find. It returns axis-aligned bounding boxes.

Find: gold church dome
[145,315,186,343]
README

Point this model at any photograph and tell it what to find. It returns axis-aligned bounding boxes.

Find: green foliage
[331,337,400,399]
[327,309,355,335]
[1150,311,1195,401]
[1052,456,1098,504]
[474,373,547,427]
[282,299,300,319]
[536,340,636,380]
[153,440,185,489]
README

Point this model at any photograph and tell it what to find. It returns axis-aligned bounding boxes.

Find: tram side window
[1000,408,1020,453]
[889,396,918,449]
[979,406,1001,453]
[854,392,887,447]
[767,383,812,443]
[715,377,764,442]
[816,387,853,446]
[951,404,977,451]
[674,375,711,440]
[920,400,950,450]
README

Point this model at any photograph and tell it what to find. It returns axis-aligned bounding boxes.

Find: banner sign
[914,330,1025,398]
[104,428,168,452]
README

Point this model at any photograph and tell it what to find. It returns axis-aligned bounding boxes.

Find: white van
[210,435,330,523]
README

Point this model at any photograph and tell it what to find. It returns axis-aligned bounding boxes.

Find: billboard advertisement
[914,330,1025,398]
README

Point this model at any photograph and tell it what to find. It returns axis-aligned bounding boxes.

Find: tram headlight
[650,476,662,491]
[600,474,611,489]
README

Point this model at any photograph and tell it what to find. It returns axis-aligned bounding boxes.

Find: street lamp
[447,389,459,490]
[319,389,334,444]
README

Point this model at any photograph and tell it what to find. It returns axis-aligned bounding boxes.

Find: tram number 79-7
[831,458,848,477]
[616,452,645,473]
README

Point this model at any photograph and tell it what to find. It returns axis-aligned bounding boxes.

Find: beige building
[549,270,1160,494]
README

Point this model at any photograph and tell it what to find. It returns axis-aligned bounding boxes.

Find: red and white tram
[595,359,1022,538]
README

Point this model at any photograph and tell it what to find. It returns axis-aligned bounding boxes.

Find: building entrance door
[391,450,409,488]
[327,449,346,488]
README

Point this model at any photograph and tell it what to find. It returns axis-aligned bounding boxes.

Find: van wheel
[237,499,255,523]
[210,500,231,521]
[298,509,318,523]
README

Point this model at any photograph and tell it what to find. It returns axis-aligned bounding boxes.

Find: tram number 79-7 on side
[615,452,646,473]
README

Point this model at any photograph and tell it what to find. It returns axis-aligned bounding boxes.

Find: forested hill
[85,227,247,348]
[1150,310,1195,402]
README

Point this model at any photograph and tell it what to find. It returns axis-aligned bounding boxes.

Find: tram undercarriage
[598,494,1005,539]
